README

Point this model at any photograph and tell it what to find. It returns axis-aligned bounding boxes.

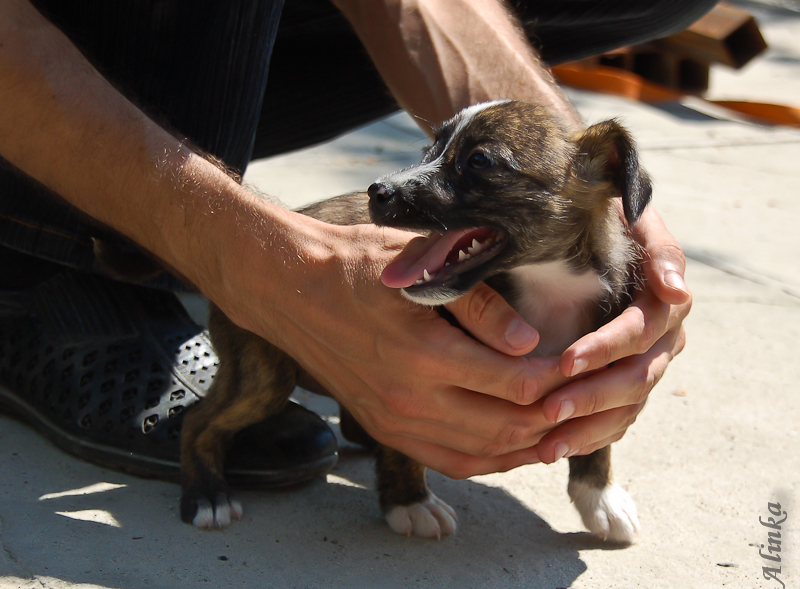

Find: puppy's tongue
[381,230,473,288]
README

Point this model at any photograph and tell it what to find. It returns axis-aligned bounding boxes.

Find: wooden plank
[654,2,767,69]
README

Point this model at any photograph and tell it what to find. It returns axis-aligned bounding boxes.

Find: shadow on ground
[0,413,623,589]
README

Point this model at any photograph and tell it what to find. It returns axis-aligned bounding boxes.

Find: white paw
[192,495,244,529]
[568,481,639,544]
[384,492,457,539]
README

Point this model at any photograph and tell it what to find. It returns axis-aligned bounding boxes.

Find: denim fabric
[0,0,717,283]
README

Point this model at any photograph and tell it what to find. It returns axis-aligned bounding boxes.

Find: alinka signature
[759,501,787,589]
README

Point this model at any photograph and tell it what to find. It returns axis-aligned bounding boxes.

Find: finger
[536,402,644,464]
[425,324,570,405]
[387,312,569,405]
[445,282,539,356]
[562,431,625,458]
[378,434,542,480]
[630,207,691,305]
[293,310,562,455]
[560,287,670,377]
[359,386,556,457]
[545,325,682,423]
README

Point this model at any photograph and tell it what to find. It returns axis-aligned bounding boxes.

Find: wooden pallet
[572,3,768,94]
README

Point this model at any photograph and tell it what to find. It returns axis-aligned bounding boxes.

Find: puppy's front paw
[384,492,457,539]
[181,489,243,530]
[568,481,639,544]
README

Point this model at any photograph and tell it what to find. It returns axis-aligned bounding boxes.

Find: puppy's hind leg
[377,447,457,539]
[338,405,378,450]
[180,306,298,529]
[568,446,639,544]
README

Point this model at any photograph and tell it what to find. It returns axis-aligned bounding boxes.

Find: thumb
[632,208,691,305]
[445,282,539,356]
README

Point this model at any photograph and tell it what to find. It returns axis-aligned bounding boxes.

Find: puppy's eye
[466,151,493,170]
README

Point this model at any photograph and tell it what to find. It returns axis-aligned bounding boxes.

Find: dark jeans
[1,0,716,283]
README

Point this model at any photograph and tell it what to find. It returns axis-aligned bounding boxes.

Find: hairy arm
[0,0,245,292]
[333,0,582,133]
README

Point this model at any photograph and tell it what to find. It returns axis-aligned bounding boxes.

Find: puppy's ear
[574,120,652,226]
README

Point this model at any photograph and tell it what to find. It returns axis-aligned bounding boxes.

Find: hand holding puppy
[535,207,692,463]
[365,208,691,477]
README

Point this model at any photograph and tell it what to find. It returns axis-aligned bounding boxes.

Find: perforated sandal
[0,270,337,486]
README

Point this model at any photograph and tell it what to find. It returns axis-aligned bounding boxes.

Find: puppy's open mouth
[382,228,506,293]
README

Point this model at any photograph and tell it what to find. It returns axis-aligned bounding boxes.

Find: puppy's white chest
[508,261,610,357]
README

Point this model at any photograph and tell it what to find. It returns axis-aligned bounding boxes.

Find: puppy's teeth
[415,279,424,285]
[469,238,491,256]
[458,250,468,262]
[423,269,432,282]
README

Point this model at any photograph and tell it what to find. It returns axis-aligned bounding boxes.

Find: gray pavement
[2,2,799,587]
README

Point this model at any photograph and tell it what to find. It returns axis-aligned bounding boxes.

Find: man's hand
[535,207,692,463]
[225,215,572,480]
[334,205,691,476]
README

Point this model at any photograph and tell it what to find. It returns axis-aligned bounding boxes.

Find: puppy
[179,100,650,543]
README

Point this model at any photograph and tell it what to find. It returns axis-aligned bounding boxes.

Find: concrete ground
[1,2,798,587]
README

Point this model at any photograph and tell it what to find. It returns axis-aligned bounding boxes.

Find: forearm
[1,2,166,235]
[0,0,318,315]
[333,0,582,132]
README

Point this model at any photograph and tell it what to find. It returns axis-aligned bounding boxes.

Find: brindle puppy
[166,100,650,542]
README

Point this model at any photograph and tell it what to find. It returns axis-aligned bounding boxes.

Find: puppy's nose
[368,182,393,203]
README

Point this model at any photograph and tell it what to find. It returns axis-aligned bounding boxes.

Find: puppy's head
[369,100,651,305]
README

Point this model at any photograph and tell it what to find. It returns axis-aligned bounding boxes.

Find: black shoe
[0,270,337,485]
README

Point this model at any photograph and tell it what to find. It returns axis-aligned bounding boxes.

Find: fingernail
[556,400,575,423]
[553,442,570,462]
[570,357,588,377]
[504,318,538,350]
[664,270,688,294]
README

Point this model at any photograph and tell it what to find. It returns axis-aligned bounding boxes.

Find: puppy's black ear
[575,120,652,226]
